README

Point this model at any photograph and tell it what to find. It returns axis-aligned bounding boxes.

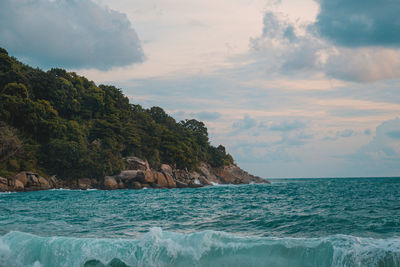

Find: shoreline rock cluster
[0,157,269,192]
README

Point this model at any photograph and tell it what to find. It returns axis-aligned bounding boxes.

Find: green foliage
[0,47,234,179]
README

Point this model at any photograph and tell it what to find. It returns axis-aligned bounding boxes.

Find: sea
[1,177,399,267]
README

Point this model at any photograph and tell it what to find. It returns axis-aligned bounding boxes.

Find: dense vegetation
[0,48,234,179]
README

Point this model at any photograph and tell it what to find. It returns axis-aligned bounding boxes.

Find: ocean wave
[48,188,99,192]
[1,229,399,267]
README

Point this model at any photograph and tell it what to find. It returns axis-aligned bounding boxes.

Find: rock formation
[0,157,269,192]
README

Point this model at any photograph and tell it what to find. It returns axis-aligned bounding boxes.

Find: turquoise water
[1,178,399,266]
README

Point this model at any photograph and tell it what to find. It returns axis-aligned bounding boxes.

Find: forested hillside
[0,48,233,179]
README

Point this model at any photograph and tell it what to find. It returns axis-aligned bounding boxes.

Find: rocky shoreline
[0,157,269,192]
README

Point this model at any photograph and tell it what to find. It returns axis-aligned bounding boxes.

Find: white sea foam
[1,230,399,267]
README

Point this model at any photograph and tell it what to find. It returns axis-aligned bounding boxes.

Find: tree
[0,47,236,179]
[0,122,24,163]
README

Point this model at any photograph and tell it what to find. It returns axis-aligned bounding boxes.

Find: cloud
[324,48,400,82]
[323,129,355,141]
[250,11,323,74]
[190,111,222,121]
[275,132,313,146]
[268,120,306,132]
[386,130,400,140]
[232,114,257,130]
[314,0,400,47]
[337,129,354,138]
[328,108,387,118]
[0,0,144,70]
[231,140,301,164]
[345,118,400,175]
[250,7,400,82]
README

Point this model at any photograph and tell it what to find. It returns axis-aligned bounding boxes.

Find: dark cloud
[0,0,144,70]
[251,8,400,82]
[386,130,400,140]
[314,0,400,47]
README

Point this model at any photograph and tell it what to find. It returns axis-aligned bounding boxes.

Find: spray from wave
[1,228,399,267]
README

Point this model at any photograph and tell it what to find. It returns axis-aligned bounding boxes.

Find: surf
[1,228,399,267]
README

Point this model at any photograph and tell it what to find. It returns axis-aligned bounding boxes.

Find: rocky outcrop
[0,157,268,192]
[0,171,63,191]
[104,177,118,190]
[0,177,9,191]
[14,172,53,191]
[125,157,149,171]
[161,164,173,176]
[163,173,176,188]
[213,164,267,184]
[14,179,24,191]
[78,178,98,190]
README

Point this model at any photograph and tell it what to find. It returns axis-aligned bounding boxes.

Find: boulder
[0,177,7,185]
[14,172,29,186]
[173,169,190,183]
[14,179,24,191]
[38,177,50,189]
[118,170,140,179]
[14,172,47,189]
[0,183,8,191]
[48,176,59,188]
[175,181,188,188]
[0,177,9,191]
[118,170,146,186]
[125,157,150,171]
[198,176,212,186]
[155,172,168,188]
[29,174,39,185]
[163,173,176,188]
[214,165,269,184]
[131,181,143,189]
[90,179,99,187]
[104,177,118,190]
[189,172,200,179]
[78,178,92,190]
[143,170,157,184]
[160,164,173,176]
[199,162,218,183]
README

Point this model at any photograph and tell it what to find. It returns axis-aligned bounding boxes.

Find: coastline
[0,157,269,192]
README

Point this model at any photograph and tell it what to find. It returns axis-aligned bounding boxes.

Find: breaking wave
[1,228,399,267]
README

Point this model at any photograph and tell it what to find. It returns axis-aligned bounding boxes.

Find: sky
[1,0,400,178]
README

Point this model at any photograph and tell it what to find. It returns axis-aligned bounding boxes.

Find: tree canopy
[0,48,234,179]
